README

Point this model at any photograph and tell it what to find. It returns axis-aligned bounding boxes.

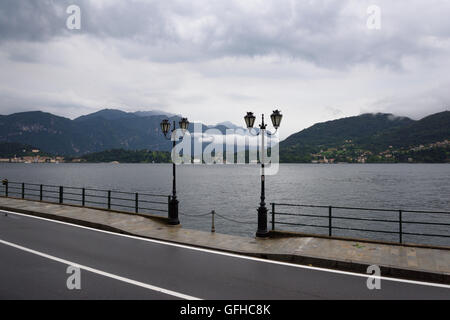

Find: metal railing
[270,203,450,246]
[0,180,169,216]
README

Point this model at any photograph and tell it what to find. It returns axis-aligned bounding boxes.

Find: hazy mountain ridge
[0,109,239,156]
[0,109,448,161]
[280,111,450,162]
[74,108,177,122]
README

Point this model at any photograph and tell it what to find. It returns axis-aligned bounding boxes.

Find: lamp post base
[256,205,269,238]
[168,197,180,225]
[256,230,270,238]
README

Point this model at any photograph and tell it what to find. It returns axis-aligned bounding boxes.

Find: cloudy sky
[1,0,450,139]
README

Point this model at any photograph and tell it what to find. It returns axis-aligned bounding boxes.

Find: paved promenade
[0,197,449,284]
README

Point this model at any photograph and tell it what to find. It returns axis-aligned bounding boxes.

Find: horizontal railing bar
[62,186,82,190]
[332,216,398,223]
[331,226,398,234]
[42,196,60,200]
[26,183,59,188]
[109,203,135,209]
[271,203,329,209]
[109,196,134,202]
[23,187,40,191]
[5,181,30,186]
[402,232,450,238]
[106,190,168,198]
[84,200,107,206]
[138,199,168,205]
[84,187,166,197]
[23,190,40,193]
[109,190,135,195]
[62,197,81,202]
[138,207,168,213]
[3,181,169,197]
[402,210,450,215]
[42,190,59,194]
[274,212,328,219]
[85,188,121,194]
[84,194,108,199]
[271,203,450,215]
[274,212,409,224]
[402,221,450,226]
[137,193,169,198]
[7,186,22,190]
[273,221,329,228]
[80,188,108,192]
[63,192,82,196]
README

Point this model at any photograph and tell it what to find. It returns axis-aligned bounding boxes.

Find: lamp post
[160,117,190,225]
[244,110,282,238]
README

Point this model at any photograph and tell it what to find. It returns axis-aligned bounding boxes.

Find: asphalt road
[0,209,449,300]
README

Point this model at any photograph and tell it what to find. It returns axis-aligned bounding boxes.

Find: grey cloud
[323,106,343,117]
[0,0,69,42]
[1,0,450,69]
[1,0,450,138]
[361,82,450,120]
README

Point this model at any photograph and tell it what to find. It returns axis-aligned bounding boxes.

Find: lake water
[0,163,449,246]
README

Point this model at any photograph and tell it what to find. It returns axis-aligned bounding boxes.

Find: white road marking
[1,208,450,289]
[0,238,201,300]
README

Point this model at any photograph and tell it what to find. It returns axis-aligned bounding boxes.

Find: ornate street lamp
[160,117,189,225]
[244,112,256,129]
[244,109,283,237]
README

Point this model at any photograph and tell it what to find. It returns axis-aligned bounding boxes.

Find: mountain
[0,142,51,158]
[74,108,176,122]
[75,149,171,163]
[74,109,135,122]
[0,111,80,155]
[362,111,450,151]
[0,110,238,156]
[1,109,448,160]
[214,121,243,130]
[280,111,450,162]
[134,110,178,118]
[0,110,172,155]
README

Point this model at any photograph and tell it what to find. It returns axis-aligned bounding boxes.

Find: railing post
[82,188,85,206]
[329,206,332,237]
[399,210,403,244]
[22,183,25,199]
[135,193,139,213]
[272,203,275,231]
[211,210,215,233]
[168,195,179,225]
[3,179,8,197]
[40,184,43,201]
[168,195,171,215]
[59,186,63,204]
[107,190,111,210]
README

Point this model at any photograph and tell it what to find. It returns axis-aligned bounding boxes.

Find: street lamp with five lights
[244,110,282,237]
